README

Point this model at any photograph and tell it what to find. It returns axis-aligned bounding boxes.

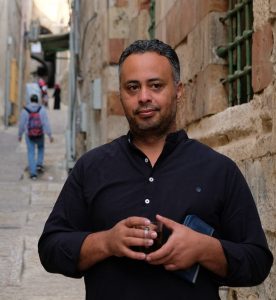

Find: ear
[176,82,183,103]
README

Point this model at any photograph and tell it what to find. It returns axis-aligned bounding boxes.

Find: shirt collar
[126,130,188,154]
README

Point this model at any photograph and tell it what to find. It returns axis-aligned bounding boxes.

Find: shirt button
[149,177,154,182]
[145,199,150,204]
[145,158,149,163]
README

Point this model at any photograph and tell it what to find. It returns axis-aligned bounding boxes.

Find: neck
[132,129,175,166]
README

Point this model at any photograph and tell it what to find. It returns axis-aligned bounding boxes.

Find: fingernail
[147,239,153,246]
[140,253,146,260]
[151,232,157,238]
[145,219,150,225]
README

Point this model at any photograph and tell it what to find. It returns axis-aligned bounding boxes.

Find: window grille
[148,0,155,39]
[217,0,253,106]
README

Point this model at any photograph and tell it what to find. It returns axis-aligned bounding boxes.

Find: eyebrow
[124,78,163,84]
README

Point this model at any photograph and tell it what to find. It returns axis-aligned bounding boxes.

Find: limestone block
[109,38,125,64]
[177,64,228,127]
[186,100,274,150]
[253,0,270,30]
[109,7,130,39]
[252,23,273,93]
[107,91,124,116]
[271,0,276,13]
[105,65,119,92]
[127,9,150,45]
[114,0,128,7]
[241,157,276,233]
[155,0,177,26]
[175,12,227,83]
[107,115,128,141]
[164,0,227,48]
[155,17,167,43]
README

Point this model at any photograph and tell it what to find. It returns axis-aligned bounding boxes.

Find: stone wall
[0,0,26,125]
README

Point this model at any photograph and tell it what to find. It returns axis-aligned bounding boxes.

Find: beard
[125,98,177,139]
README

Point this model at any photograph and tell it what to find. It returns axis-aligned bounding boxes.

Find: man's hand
[78,216,157,271]
[49,136,54,143]
[146,215,227,277]
[146,215,201,270]
[105,216,157,260]
[18,137,22,142]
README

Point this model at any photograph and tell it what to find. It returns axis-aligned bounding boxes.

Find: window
[148,0,155,39]
[217,0,253,106]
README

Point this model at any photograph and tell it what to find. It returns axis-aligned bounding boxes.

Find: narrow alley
[0,100,85,299]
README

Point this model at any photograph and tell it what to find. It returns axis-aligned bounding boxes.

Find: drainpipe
[66,0,79,171]
[4,36,12,128]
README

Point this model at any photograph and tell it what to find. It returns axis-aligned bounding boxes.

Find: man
[38,40,273,299]
[18,94,53,180]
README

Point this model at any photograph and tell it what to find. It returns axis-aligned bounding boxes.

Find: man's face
[119,52,182,138]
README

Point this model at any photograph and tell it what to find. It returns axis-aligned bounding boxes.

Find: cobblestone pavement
[0,101,85,299]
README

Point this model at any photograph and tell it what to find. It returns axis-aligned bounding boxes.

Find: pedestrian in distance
[38,39,273,299]
[18,94,54,180]
[38,77,49,107]
[53,83,61,110]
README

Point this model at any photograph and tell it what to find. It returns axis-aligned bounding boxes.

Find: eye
[151,82,163,91]
[126,83,139,92]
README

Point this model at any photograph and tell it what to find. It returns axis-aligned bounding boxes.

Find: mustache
[134,104,160,115]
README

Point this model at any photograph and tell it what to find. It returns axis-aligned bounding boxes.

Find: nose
[138,86,152,104]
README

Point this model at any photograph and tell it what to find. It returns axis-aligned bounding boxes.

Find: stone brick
[175,12,227,82]
[126,9,150,44]
[252,23,273,93]
[109,38,125,64]
[157,0,227,47]
[271,0,276,13]
[109,7,130,39]
[115,0,128,7]
[138,0,150,11]
[107,115,129,141]
[107,91,125,116]
[177,64,228,127]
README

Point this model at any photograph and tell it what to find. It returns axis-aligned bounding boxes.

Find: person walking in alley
[53,83,61,110]
[38,40,273,299]
[18,94,54,180]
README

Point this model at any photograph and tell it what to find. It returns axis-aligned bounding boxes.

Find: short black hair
[118,39,180,82]
[30,94,39,103]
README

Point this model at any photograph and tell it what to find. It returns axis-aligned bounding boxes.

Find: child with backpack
[18,94,54,180]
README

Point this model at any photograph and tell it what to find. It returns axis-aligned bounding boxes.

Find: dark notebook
[175,215,214,284]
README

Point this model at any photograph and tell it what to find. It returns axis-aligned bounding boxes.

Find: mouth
[135,107,160,118]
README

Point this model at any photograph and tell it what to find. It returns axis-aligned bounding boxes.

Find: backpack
[24,106,43,139]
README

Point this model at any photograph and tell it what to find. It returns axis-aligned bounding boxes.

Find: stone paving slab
[0,230,24,287]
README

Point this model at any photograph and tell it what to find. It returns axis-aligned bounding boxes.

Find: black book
[175,215,214,284]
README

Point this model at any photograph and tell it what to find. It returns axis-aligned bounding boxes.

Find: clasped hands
[105,214,205,272]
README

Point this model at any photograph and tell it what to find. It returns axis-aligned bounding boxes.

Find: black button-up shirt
[38,130,273,300]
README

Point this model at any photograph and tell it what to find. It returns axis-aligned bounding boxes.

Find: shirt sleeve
[214,162,273,286]
[40,108,52,137]
[38,159,91,278]
[18,110,28,138]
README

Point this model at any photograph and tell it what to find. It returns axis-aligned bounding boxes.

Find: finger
[147,253,172,265]
[156,215,179,231]
[164,264,177,271]
[146,243,172,263]
[124,248,146,261]
[124,216,150,228]
[127,227,157,239]
[125,236,154,248]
